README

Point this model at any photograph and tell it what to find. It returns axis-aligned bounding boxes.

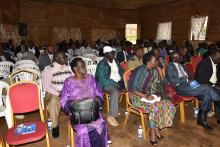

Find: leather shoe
[197,110,214,132]
[52,126,59,138]
[217,120,220,125]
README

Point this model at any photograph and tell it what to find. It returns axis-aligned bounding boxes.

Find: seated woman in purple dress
[60,58,109,147]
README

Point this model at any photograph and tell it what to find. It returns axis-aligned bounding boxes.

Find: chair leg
[68,122,71,144]
[212,102,215,112]
[124,109,130,125]
[105,94,110,113]
[140,112,147,140]
[119,94,123,103]
[5,143,9,147]
[45,131,50,147]
[195,99,199,108]
[180,101,185,123]
[70,127,74,147]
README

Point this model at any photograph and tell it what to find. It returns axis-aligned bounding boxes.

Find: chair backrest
[14,60,36,67]
[121,61,128,70]
[0,61,14,73]
[9,82,40,114]
[0,81,9,107]
[13,63,40,71]
[191,55,202,70]
[165,55,170,65]
[185,62,195,78]
[123,70,133,90]
[94,57,103,64]
[86,65,97,76]
[10,69,39,84]
[84,54,97,59]
[71,56,93,65]
[0,67,10,79]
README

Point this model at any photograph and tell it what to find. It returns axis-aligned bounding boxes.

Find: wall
[19,0,140,45]
[140,0,220,45]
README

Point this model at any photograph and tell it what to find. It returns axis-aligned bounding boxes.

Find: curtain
[53,27,81,43]
[156,22,172,41]
[92,28,116,42]
[0,24,21,45]
[191,16,208,40]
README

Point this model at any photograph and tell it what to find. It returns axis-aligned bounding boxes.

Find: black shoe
[52,126,59,138]
[217,120,220,125]
[150,140,158,146]
[197,110,214,132]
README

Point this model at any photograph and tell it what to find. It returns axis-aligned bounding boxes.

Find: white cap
[103,46,113,53]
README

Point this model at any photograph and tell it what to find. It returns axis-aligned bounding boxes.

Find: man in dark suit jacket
[195,49,220,124]
[38,46,55,71]
[166,52,220,132]
[0,44,15,63]
[27,40,40,58]
[116,45,133,63]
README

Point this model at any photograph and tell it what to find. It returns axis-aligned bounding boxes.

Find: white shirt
[123,51,128,61]
[48,54,53,62]
[209,57,217,84]
[0,55,6,61]
[107,60,121,82]
[28,47,36,54]
[173,63,188,78]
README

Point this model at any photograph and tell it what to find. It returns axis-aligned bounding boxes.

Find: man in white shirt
[96,46,124,127]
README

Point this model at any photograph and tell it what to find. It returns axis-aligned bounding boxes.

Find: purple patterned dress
[61,74,108,147]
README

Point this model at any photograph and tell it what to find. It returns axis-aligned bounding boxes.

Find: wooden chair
[0,136,5,147]
[67,121,74,147]
[123,70,148,140]
[5,81,50,147]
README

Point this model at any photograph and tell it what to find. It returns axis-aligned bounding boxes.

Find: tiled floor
[1,101,220,147]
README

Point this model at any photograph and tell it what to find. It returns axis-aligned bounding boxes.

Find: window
[190,16,208,40]
[125,24,137,44]
[156,22,172,41]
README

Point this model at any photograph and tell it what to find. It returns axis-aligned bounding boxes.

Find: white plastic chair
[0,67,10,79]
[13,63,40,71]
[94,57,104,64]
[70,56,93,66]
[0,80,13,128]
[10,69,39,84]
[84,54,97,59]
[14,60,36,67]
[0,61,14,73]
[86,65,97,76]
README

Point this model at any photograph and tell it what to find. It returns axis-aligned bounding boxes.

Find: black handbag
[68,97,101,126]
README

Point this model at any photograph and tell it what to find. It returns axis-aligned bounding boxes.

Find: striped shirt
[42,62,73,96]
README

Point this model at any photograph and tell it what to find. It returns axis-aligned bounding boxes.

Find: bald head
[54,51,68,65]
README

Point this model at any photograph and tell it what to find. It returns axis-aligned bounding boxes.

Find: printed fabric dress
[128,65,176,129]
[60,74,109,147]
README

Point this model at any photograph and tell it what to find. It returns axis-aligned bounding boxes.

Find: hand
[145,95,154,100]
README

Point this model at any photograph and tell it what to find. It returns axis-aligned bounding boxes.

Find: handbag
[68,97,101,126]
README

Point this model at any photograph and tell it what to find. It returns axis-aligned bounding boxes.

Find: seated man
[195,49,220,124]
[96,46,124,127]
[38,45,57,71]
[0,43,15,63]
[166,52,220,131]
[126,45,144,71]
[42,51,72,138]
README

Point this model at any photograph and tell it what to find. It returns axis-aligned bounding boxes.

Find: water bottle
[137,125,143,138]
[47,118,53,131]
[194,107,199,118]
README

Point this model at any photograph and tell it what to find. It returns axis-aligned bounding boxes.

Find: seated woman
[60,58,109,147]
[128,53,176,145]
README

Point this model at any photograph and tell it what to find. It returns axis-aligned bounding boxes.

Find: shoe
[107,116,119,127]
[217,120,220,125]
[150,140,157,146]
[156,135,165,141]
[52,126,59,138]
[197,109,214,132]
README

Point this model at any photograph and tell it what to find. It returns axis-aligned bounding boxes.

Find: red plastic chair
[165,55,170,65]
[185,62,195,78]
[191,56,202,70]
[5,81,50,147]
[120,61,128,70]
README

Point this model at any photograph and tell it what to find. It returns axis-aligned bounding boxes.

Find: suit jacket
[0,52,15,63]
[116,51,132,63]
[166,62,193,87]
[195,57,220,86]
[38,54,52,71]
